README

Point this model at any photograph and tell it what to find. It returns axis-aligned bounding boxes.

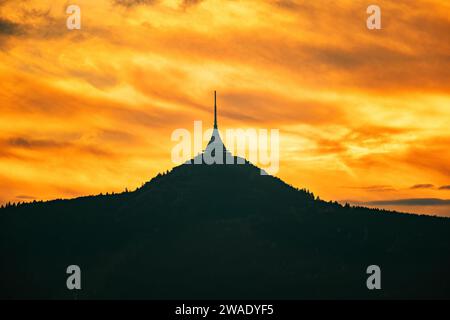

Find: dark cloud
[0,8,71,44]
[410,184,435,189]
[0,18,22,36]
[366,198,450,206]
[439,185,450,190]
[8,137,66,149]
[29,12,66,40]
[16,194,36,200]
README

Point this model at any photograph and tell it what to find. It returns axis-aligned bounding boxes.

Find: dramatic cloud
[0,18,21,35]
[439,185,450,190]
[0,0,449,216]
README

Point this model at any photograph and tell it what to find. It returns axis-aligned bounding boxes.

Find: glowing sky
[0,0,449,216]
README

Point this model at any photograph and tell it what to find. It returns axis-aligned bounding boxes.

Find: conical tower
[207,91,225,148]
[186,91,239,164]
[190,91,234,165]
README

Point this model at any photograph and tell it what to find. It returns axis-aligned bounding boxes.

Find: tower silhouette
[190,91,234,164]
[214,90,218,129]
[207,91,224,148]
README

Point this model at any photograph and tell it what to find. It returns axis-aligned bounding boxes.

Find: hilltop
[1,158,449,299]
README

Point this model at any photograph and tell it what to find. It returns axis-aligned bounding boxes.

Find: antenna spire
[214,91,218,129]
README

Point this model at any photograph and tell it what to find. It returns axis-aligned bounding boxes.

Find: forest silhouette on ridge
[1,154,450,299]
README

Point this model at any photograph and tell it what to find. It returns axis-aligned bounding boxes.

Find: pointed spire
[214,91,218,129]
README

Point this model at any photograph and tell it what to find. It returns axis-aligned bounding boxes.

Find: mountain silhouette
[1,157,450,299]
[1,93,450,299]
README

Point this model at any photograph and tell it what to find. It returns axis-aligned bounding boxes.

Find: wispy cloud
[410,184,435,189]
[16,194,36,200]
[113,0,157,7]
[365,198,450,206]
[7,137,67,149]
[342,185,396,192]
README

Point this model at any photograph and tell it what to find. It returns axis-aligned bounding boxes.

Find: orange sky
[0,0,449,216]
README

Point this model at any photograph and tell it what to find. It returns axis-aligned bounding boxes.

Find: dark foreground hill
[1,159,449,299]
